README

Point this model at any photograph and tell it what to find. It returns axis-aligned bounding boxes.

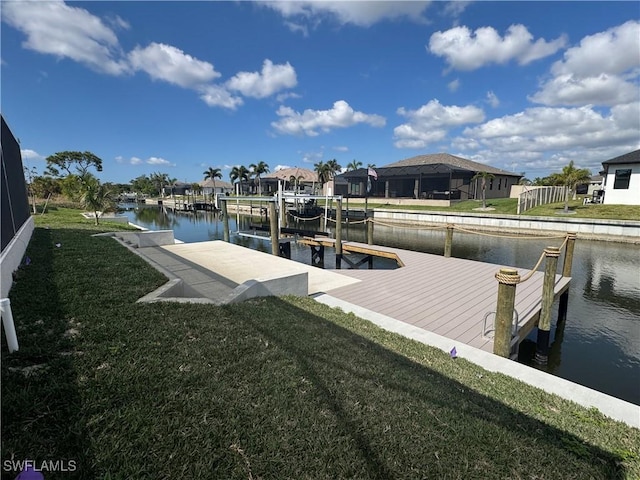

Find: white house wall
[604,162,640,205]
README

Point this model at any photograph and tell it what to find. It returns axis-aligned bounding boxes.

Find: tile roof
[384,153,520,176]
[263,167,318,182]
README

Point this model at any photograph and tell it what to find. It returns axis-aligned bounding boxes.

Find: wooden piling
[335,197,343,269]
[221,198,230,243]
[493,268,520,358]
[562,233,577,277]
[535,246,560,364]
[367,216,374,245]
[444,224,454,258]
[269,201,279,256]
[281,196,288,228]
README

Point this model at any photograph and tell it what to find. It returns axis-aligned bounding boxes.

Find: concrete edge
[227,272,308,304]
[107,235,213,304]
[313,293,640,429]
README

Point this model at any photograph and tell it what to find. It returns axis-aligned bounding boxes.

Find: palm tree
[472,171,495,209]
[80,180,115,225]
[553,161,592,213]
[367,163,377,169]
[230,165,250,195]
[346,159,362,171]
[326,158,342,179]
[168,177,177,198]
[314,161,331,187]
[249,161,269,195]
[150,172,169,197]
[203,167,222,198]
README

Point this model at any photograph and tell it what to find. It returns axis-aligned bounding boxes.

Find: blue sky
[2,1,639,185]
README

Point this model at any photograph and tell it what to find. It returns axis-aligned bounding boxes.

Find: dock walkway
[309,239,571,353]
[125,235,570,355]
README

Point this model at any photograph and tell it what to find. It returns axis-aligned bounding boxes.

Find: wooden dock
[303,238,571,354]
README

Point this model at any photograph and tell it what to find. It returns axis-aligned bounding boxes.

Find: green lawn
[327,197,640,221]
[2,208,639,479]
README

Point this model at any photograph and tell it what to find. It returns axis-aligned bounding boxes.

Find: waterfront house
[600,149,640,205]
[261,167,319,194]
[198,179,234,197]
[334,153,521,204]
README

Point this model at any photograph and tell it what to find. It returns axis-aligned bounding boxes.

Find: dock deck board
[318,240,571,354]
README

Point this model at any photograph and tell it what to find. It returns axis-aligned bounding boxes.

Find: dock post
[269,201,279,256]
[367,216,374,245]
[221,198,230,243]
[535,246,561,365]
[557,233,576,324]
[493,268,520,358]
[562,233,577,277]
[444,224,454,258]
[335,197,343,269]
[281,196,288,228]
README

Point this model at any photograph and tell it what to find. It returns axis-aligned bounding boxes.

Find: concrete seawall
[373,209,640,243]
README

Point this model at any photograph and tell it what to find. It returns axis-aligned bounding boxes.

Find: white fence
[517,186,568,214]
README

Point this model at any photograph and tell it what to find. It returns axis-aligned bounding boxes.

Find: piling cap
[544,246,561,257]
[495,268,520,284]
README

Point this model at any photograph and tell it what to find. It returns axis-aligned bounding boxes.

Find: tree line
[26,149,593,222]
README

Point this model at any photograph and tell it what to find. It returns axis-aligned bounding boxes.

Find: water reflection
[122,206,640,404]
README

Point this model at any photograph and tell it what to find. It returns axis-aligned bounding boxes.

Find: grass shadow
[1,227,96,479]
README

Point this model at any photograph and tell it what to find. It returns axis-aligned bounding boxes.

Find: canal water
[121,205,640,405]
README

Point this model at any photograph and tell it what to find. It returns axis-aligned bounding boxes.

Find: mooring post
[269,201,279,256]
[367,215,374,245]
[557,233,576,323]
[535,246,561,364]
[562,233,577,277]
[280,196,288,228]
[335,197,343,269]
[444,224,454,258]
[221,198,230,243]
[493,268,520,358]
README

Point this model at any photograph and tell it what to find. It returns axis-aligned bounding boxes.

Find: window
[489,179,493,190]
[498,178,502,190]
[613,169,631,189]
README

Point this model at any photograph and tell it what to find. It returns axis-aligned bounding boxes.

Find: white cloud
[334,146,349,152]
[531,21,640,107]
[128,42,221,89]
[274,164,291,171]
[272,100,386,136]
[130,157,143,165]
[394,99,485,149]
[530,73,638,107]
[226,60,297,98]
[147,156,175,167]
[551,21,639,78]
[461,103,640,155]
[2,0,128,75]
[276,91,302,103]
[263,1,431,28]
[447,79,460,92]
[199,85,244,110]
[486,91,500,108]
[428,24,566,71]
[21,149,45,161]
[441,1,471,18]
